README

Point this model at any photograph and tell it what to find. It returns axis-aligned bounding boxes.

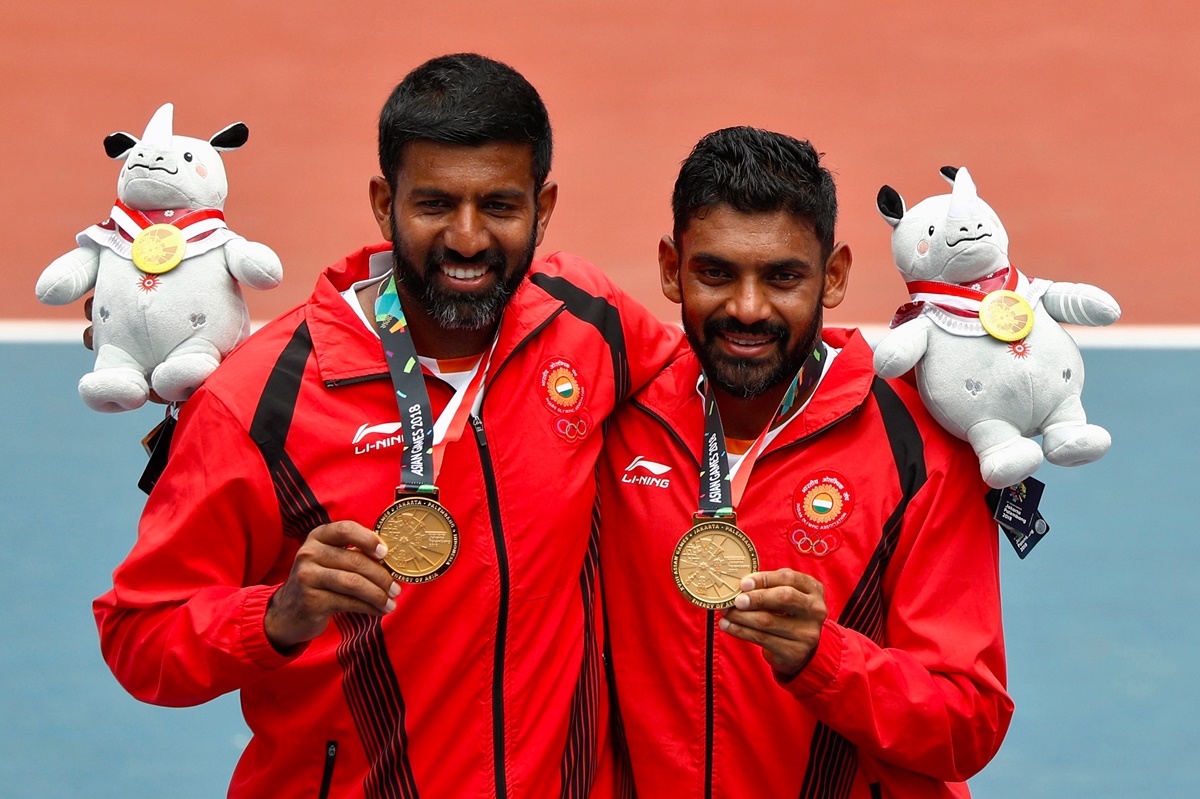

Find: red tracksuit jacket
[598,329,1012,799]
[94,244,682,799]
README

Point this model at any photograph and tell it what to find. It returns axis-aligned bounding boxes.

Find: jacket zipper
[634,398,863,796]
[318,740,337,799]
[704,610,715,799]
[472,414,510,799]
[467,305,565,799]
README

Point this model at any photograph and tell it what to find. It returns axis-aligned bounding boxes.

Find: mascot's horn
[947,166,982,220]
[141,103,174,147]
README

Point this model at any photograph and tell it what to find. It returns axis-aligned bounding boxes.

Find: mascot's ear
[877,186,905,229]
[210,122,249,151]
[940,165,960,184]
[104,132,138,160]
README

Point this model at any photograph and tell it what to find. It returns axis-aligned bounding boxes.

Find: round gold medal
[131,224,186,274]
[979,289,1034,342]
[374,496,459,583]
[672,520,759,609]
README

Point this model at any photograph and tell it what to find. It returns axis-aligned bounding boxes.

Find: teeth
[727,335,770,347]
[442,265,488,280]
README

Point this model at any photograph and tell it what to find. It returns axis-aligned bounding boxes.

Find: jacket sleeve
[93,389,302,707]
[606,275,686,399]
[778,445,1013,782]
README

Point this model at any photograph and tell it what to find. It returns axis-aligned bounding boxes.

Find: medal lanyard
[696,341,827,518]
[375,274,494,494]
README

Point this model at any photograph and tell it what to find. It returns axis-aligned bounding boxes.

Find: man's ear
[659,235,683,304]
[822,242,852,309]
[534,181,558,247]
[368,176,393,241]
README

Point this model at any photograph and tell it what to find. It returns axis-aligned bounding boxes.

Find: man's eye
[419,200,448,210]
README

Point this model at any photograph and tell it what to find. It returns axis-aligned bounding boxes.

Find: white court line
[3,320,1200,348]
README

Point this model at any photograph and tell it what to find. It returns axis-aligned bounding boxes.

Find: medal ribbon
[696,341,828,518]
[374,274,494,494]
[110,199,227,242]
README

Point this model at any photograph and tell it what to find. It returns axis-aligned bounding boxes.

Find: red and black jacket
[95,243,683,799]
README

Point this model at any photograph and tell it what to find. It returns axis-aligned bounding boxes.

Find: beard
[389,215,538,330]
[685,297,823,400]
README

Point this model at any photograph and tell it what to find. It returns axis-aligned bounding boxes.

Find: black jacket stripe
[247,321,419,798]
[529,273,631,403]
[596,493,640,799]
[798,379,927,799]
[335,614,419,799]
[560,501,603,798]
[249,321,330,542]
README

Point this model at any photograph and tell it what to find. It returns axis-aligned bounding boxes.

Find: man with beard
[598,127,1012,798]
[94,54,681,799]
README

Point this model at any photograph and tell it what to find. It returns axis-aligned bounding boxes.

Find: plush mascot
[874,166,1120,489]
[35,103,282,412]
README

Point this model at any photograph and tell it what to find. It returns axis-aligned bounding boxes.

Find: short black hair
[378,53,552,190]
[672,127,837,259]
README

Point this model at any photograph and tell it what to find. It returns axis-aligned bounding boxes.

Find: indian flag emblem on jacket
[540,357,585,414]
[794,471,853,531]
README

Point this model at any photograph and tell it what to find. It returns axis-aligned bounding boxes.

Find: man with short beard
[598,127,1012,798]
[94,54,682,799]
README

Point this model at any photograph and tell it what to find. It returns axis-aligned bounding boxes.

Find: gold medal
[374,492,459,583]
[131,223,186,274]
[979,289,1034,341]
[672,516,759,609]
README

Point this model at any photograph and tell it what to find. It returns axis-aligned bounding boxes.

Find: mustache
[704,317,790,341]
[430,246,507,271]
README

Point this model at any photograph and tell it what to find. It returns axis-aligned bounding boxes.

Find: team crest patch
[794,471,853,531]
[540,358,585,414]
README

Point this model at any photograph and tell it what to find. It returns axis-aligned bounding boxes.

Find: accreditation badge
[672,514,759,610]
[374,490,460,583]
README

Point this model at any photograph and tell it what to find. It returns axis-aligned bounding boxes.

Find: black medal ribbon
[696,341,828,518]
[375,274,437,496]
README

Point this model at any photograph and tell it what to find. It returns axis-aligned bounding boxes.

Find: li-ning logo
[353,421,404,455]
[621,456,672,488]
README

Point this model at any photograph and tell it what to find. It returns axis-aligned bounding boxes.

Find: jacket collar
[305,243,566,385]
[634,328,877,462]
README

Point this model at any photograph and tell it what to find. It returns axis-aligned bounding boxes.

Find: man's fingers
[303,543,399,600]
[740,567,822,595]
[309,520,388,560]
[309,565,397,613]
[734,584,822,615]
[84,296,93,321]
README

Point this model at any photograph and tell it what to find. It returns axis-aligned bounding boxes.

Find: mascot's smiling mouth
[950,232,991,246]
[127,164,180,175]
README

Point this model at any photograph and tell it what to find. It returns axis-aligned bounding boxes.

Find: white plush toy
[35,103,282,412]
[874,166,1121,489]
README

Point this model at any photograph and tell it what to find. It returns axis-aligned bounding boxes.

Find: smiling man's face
[371,139,556,331]
[660,204,847,398]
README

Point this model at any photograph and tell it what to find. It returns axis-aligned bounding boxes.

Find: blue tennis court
[2,340,1196,797]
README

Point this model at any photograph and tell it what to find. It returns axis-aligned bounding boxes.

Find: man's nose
[725,280,771,325]
[443,207,489,258]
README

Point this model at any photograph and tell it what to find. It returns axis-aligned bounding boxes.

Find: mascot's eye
[927,225,935,236]
[183,152,193,162]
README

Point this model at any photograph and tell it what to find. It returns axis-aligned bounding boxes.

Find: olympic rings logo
[790,526,840,558]
[554,412,591,442]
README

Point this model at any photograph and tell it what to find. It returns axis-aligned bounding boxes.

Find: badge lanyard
[696,341,828,519]
[374,274,494,494]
